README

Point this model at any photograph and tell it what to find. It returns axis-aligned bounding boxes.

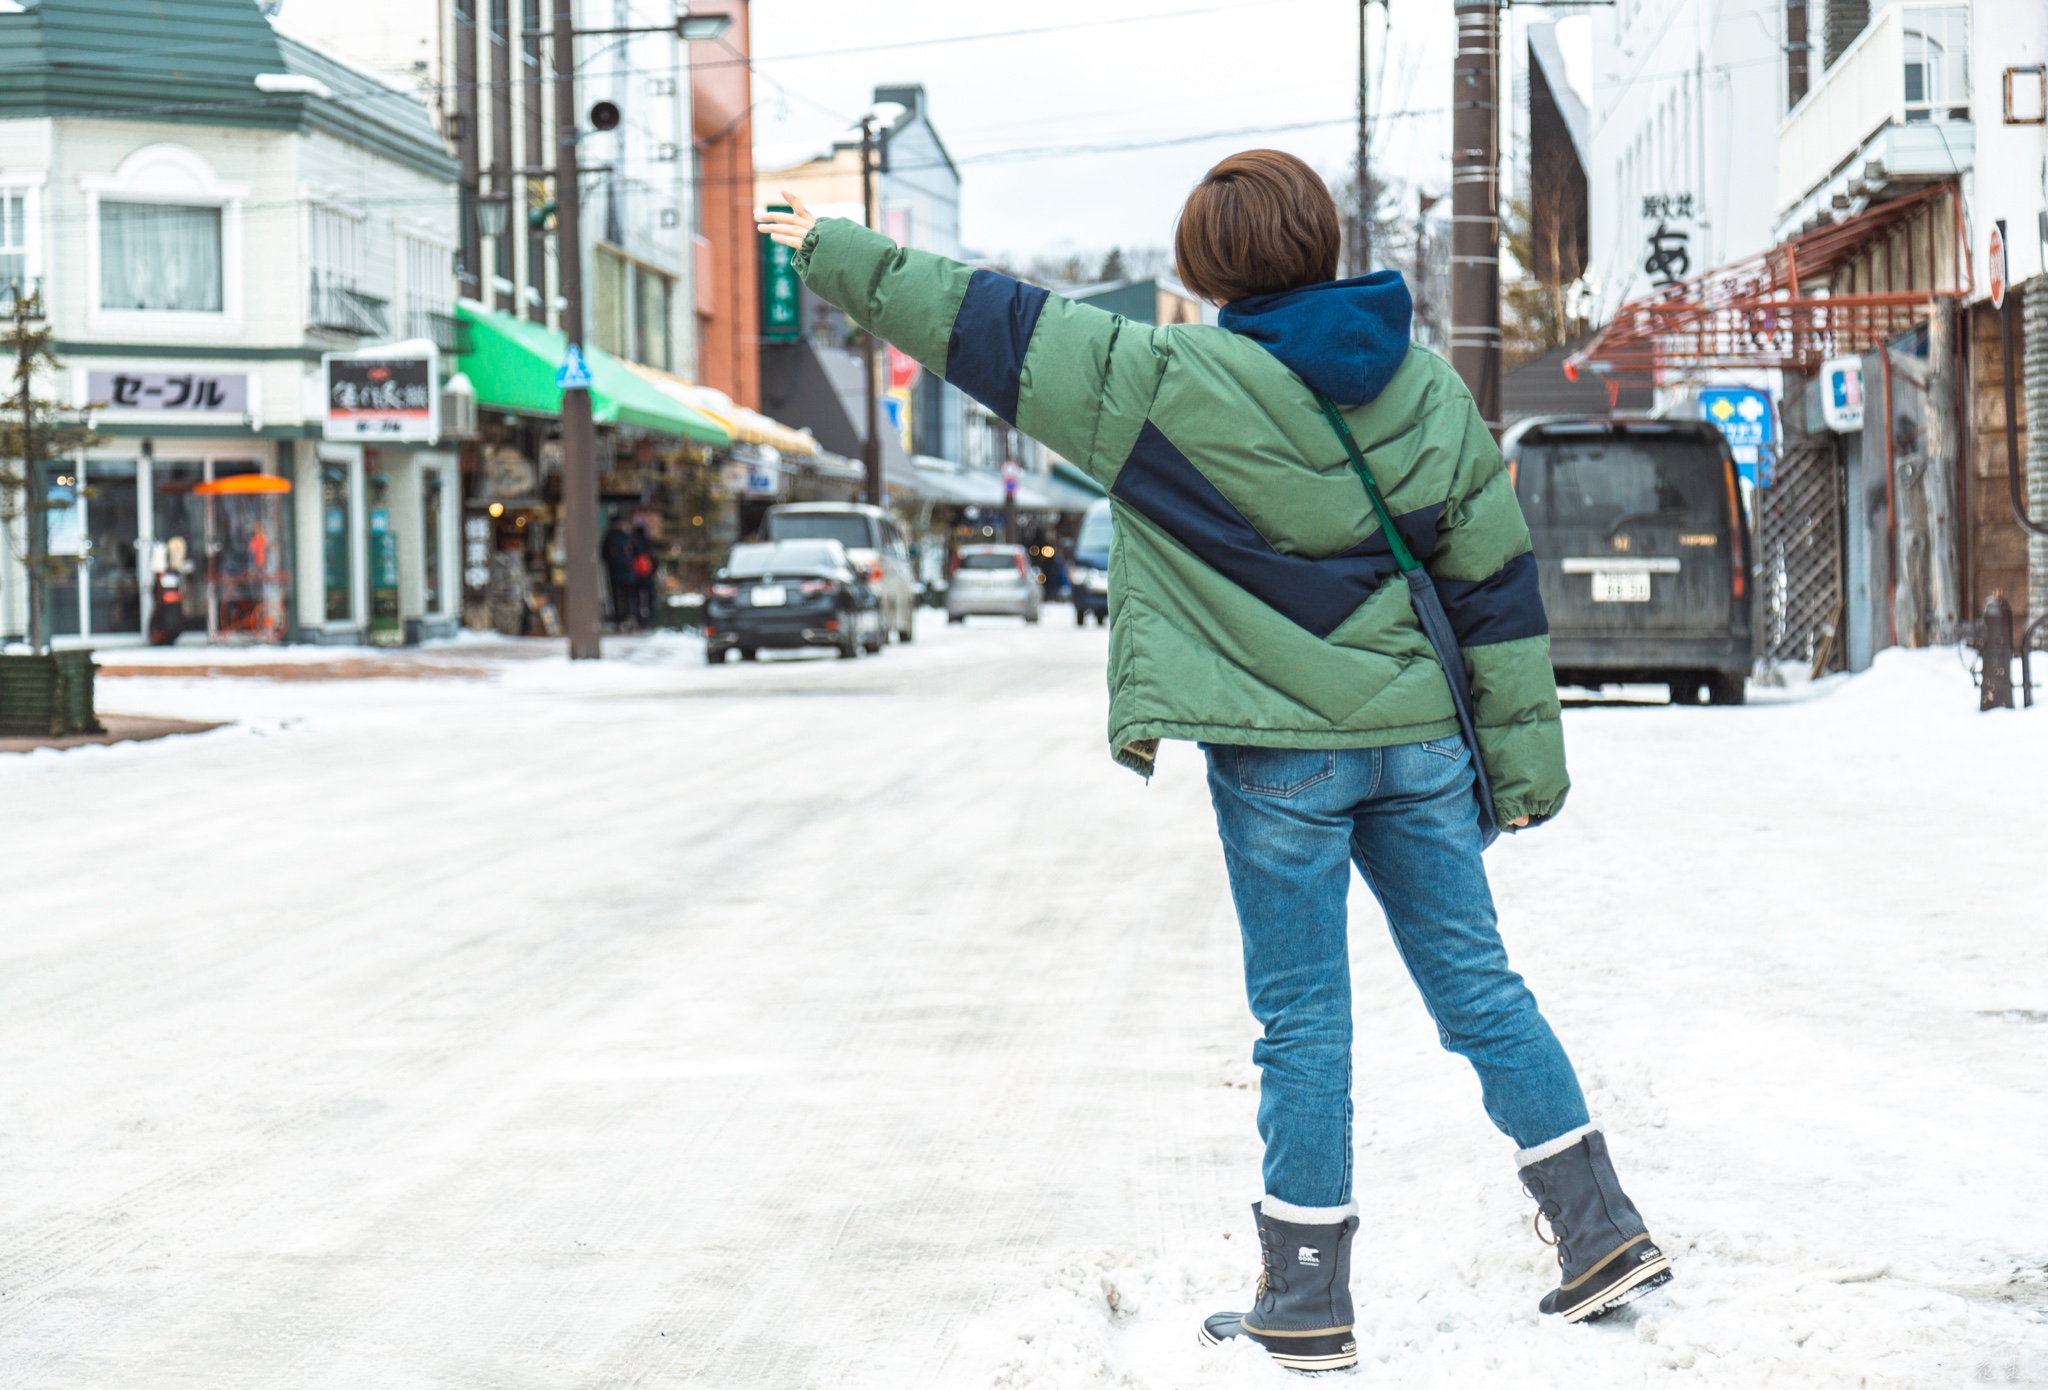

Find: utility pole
[13,293,45,653]
[454,0,482,301]
[1355,0,1371,277]
[859,114,883,508]
[489,0,515,314]
[1450,0,1502,431]
[552,0,600,659]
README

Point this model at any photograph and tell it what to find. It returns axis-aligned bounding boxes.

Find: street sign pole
[553,0,600,660]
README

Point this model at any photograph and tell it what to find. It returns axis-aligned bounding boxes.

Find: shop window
[99,201,222,313]
[423,469,445,615]
[0,187,30,302]
[321,461,354,622]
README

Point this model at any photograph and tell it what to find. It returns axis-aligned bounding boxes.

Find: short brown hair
[1173,150,1341,305]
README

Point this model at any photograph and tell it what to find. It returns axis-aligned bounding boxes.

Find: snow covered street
[2,618,2045,1388]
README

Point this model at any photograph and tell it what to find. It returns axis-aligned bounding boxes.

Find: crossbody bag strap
[1312,388,1418,573]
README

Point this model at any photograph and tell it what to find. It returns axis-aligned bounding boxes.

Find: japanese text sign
[89,370,248,414]
[324,350,439,442]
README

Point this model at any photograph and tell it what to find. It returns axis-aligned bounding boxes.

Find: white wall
[1967,0,2048,287]
[1587,0,1785,318]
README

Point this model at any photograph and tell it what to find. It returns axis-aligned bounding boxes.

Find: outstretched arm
[759,194,1167,485]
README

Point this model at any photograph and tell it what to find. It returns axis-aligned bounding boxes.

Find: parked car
[1068,497,1113,626]
[946,544,1043,624]
[704,539,882,663]
[1502,417,1753,704]
[762,503,918,644]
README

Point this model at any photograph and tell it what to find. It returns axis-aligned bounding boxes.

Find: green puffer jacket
[794,219,1567,826]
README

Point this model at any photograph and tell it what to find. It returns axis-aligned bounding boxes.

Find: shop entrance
[39,456,141,641]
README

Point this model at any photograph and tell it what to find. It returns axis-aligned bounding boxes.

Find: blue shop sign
[1701,386,1775,486]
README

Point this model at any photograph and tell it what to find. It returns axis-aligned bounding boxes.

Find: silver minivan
[762,503,918,644]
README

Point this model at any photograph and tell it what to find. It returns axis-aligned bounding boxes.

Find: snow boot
[1518,1128,1673,1322]
[1199,1200,1359,1373]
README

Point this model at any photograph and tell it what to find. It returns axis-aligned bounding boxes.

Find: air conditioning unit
[441,372,479,440]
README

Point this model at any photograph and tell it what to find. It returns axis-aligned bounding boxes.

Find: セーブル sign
[88,370,249,414]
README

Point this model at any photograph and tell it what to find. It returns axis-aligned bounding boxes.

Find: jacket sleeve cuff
[1494,791,1567,831]
[790,222,827,278]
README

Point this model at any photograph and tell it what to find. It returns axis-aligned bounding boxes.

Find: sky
[746,0,1459,265]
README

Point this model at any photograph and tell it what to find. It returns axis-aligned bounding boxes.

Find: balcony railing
[406,306,469,355]
[309,278,391,339]
[1777,2,1969,210]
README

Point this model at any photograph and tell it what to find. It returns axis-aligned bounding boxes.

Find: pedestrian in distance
[761,150,1671,1376]
[601,513,638,629]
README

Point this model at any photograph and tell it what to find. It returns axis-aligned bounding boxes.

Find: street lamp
[677,13,732,41]
[476,192,512,239]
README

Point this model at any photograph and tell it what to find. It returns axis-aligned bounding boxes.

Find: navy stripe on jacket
[945,270,1049,424]
[1433,549,1548,646]
[1111,421,1442,639]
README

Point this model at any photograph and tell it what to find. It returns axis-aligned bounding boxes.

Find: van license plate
[1590,572,1651,603]
[750,585,787,607]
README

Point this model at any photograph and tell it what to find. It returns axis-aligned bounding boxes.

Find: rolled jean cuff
[1261,1194,1360,1224]
[1514,1122,1597,1168]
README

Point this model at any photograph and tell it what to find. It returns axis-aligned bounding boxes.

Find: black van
[1502,418,1752,704]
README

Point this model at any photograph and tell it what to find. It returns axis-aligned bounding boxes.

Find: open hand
[757,191,816,250]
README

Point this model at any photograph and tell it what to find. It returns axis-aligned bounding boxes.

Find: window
[309,204,387,336]
[1903,8,1969,121]
[321,461,354,622]
[635,263,671,371]
[423,468,445,615]
[99,202,221,312]
[593,245,675,368]
[0,188,28,302]
[401,233,454,345]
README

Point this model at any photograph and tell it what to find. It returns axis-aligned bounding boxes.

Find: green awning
[1050,458,1107,499]
[454,302,731,446]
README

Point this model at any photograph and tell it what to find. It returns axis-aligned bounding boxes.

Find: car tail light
[1015,553,1030,577]
[710,583,738,598]
[1723,458,1746,600]
[824,618,840,631]
[800,579,831,595]
[868,561,884,583]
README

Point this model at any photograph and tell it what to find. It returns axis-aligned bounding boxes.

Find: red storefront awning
[1568,182,1973,389]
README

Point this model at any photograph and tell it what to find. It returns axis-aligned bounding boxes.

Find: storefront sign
[721,454,782,497]
[88,370,249,414]
[761,213,801,343]
[1640,193,1697,289]
[324,349,439,442]
[1701,386,1775,485]
[1819,356,1864,432]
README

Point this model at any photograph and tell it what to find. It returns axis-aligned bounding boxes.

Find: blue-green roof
[0,0,456,180]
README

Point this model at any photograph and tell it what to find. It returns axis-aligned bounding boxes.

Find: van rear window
[768,513,872,550]
[1518,438,1727,531]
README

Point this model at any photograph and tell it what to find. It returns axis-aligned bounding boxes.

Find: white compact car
[945,545,1043,624]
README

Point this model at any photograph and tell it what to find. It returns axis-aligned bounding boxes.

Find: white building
[1584,0,1789,322]
[271,0,700,382]
[0,0,464,648]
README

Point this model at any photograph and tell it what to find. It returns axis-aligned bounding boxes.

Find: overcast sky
[747,0,1458,265]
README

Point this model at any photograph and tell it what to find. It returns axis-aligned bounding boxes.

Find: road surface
[2,619,2043,1387]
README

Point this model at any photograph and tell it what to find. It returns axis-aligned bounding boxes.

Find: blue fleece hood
[1216,270,1414,406]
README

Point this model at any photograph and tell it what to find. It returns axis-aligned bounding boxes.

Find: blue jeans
[1204,737,1590,1209]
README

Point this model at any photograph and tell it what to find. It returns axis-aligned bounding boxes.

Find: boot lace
[1254,1223,1285,1297]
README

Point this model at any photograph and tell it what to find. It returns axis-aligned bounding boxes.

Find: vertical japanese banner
[761,210,801,344]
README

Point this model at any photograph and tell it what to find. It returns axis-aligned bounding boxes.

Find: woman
[760,150,1669,1375]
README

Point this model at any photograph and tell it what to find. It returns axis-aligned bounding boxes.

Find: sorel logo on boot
[1297,1246,1321,1267]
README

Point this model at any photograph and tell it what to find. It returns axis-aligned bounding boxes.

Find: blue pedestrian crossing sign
[555,344,594,390]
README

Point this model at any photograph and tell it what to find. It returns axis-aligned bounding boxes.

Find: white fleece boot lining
[1515,1123,1597,1168]
[1260,1194,1359,1224]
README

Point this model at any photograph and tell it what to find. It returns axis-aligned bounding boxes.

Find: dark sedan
[704,539,882,663]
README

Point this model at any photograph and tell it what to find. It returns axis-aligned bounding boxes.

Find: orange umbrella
[193,475,293,496]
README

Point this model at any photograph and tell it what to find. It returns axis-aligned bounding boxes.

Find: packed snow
[1,617,2043,1388]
